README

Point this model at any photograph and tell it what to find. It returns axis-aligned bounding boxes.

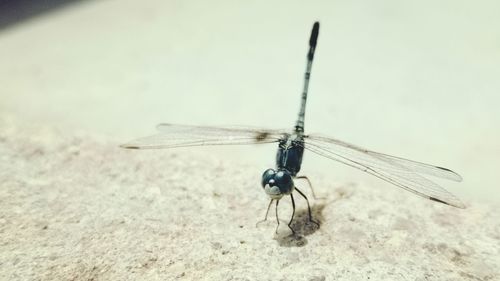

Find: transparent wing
[121,123,286,149]
[303,134,465,208]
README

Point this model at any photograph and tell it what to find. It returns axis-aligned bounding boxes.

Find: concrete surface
[1,0,500,280]
[1,115,499,280]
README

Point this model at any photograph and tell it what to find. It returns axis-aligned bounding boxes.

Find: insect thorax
[276,135,304,177]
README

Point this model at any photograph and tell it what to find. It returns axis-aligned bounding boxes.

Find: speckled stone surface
[1,1,500,279]
[0,117,498,280]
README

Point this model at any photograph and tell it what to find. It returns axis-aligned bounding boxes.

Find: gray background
[1,0,499,204]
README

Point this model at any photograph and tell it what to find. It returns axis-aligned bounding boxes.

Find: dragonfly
[121,22,465,234]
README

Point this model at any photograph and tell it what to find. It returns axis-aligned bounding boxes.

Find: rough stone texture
[1,2,500,279]
[1,116,498,281]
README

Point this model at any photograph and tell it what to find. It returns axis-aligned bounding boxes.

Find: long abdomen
[295,22,319,133]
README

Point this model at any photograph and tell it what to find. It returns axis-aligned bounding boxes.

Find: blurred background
[1,0,499,204]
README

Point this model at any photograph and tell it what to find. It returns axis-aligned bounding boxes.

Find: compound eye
[275,171,292,187]
[274,170,293,194]
[261,168,276,187]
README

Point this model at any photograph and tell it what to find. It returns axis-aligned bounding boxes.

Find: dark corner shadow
[0,0,89,31]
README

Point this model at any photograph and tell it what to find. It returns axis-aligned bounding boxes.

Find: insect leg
[275,199,280,234]
[256,199,274,227]
[287,194,296,235]
[295,187,320,228]
[295,175,318,199]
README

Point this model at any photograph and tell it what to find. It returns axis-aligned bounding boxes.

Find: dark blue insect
[122,22,464,235]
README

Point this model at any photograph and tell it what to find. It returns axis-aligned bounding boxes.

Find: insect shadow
[274,202,327,247]
[274,186,353,247]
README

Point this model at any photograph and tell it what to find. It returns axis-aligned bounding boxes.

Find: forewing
[121,123,285,149]
[303,134,465,208]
